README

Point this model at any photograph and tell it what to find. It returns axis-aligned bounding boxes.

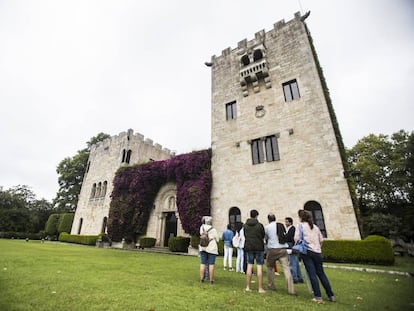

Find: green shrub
[45,214,60,238]
[190,235,200,248]
[168,236,190,252]
[59,232,99,246]
[57,213,74,234]
[0,232,44,240]
[139,237,156,248]
[322,235,395,265]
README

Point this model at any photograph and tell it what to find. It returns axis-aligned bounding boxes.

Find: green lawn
[0,239,413,311]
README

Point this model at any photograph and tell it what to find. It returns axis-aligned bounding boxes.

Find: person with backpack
[222,224,234,271]
[244,209,266,293]
[264,213,296,295]
[199,216,219,285]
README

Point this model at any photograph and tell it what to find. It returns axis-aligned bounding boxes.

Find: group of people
[198,209,335,303]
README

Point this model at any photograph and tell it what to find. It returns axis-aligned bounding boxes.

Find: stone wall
[209,12,360,239]
[71,129,174,235]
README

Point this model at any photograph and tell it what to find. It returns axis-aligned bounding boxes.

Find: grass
[0,239,413,311]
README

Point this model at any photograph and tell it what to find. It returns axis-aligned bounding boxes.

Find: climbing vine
[107,149,212,242]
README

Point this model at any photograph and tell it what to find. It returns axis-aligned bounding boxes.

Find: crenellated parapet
[207,12,307,97]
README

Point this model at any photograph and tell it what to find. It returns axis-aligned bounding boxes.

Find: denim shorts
[246,251,264,265]
[200,251,217,265]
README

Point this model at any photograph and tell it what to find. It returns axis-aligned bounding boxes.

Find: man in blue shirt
[264,213,296,295]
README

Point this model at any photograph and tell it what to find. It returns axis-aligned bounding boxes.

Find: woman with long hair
[295,209,335,303]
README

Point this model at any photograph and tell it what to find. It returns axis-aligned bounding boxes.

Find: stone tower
[209,12,360,239]
[71,129,174,235]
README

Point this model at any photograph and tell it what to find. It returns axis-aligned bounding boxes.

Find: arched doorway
[163,212,177,246]
[229,207,242,232]
[304,201,327,237]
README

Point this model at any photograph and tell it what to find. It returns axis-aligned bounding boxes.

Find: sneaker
[328,296,336,302]
[245,288,252,292]
[258,289,266,294]
[274,272,280,276]
[311,298,324,304]
[229,268,233,271]
[223,267,227,271]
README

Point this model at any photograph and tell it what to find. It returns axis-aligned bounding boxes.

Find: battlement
[209,12,305,63]
[91,129,174,156]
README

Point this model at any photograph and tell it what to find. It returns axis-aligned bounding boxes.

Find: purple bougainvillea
[107,149,212,242]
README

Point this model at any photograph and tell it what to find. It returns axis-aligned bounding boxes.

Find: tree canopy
[347,130,413,239]
[53,133,110,212]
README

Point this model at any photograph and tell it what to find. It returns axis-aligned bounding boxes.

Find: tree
[53,133,110,212]
[347,130,413,239]
[0,185,53,233]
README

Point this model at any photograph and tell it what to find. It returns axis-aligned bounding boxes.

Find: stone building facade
[71,12,360,242]
[209,12,359,239]
[71,129,174,236]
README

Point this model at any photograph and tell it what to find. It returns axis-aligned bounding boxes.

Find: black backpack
[276,222,287,244]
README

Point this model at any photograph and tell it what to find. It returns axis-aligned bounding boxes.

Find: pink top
[294,222,323,253]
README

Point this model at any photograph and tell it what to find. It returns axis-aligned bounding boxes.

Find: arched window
[253,49,263,61]
[101,217,108,233]
[126,149,132,164]
[121,149,126,163]
[78,218,83,234]
[304,201,327,237]
[96,182,102,198]
[90,183,97,199]
[241,55,250,66]
[102,181,107,197]
[229,207,242,232]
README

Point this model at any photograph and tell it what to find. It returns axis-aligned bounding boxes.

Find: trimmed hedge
[45,214,60,237]
[0,232,45,240]
[322,235,395,265]
[59,232,99,246]
[45,213,75,240]
[57,213,74,234]
[168,236,190,252]
[139,237,156,248]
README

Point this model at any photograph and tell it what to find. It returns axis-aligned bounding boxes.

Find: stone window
[102,181,107,197]
[253,49,263,61]
[125,150,132,164]
[77,218,83,234]
[251,135,280,164]
[90,183,97,199]
[241,55,250,66]
[101,217,108,233]
[304,201,327,238]
[121,149,126,163]
[264,135,280,162]
[226,101,237,120]
[229,207,242,232]
[96,182,102,198]
[282,79,300,102]
[251,138,264,164]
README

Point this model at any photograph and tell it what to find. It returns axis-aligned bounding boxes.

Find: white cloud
[0,0,413,201]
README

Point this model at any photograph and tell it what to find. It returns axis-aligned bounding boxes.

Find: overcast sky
[0,0,413,202]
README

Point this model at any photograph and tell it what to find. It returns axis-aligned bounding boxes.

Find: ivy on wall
[303,22,361,235]
[107,149,212,242]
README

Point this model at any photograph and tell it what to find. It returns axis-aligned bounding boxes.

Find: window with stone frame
[282,79,300,102]
[225,101,237,120]
[251,135,280,164]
